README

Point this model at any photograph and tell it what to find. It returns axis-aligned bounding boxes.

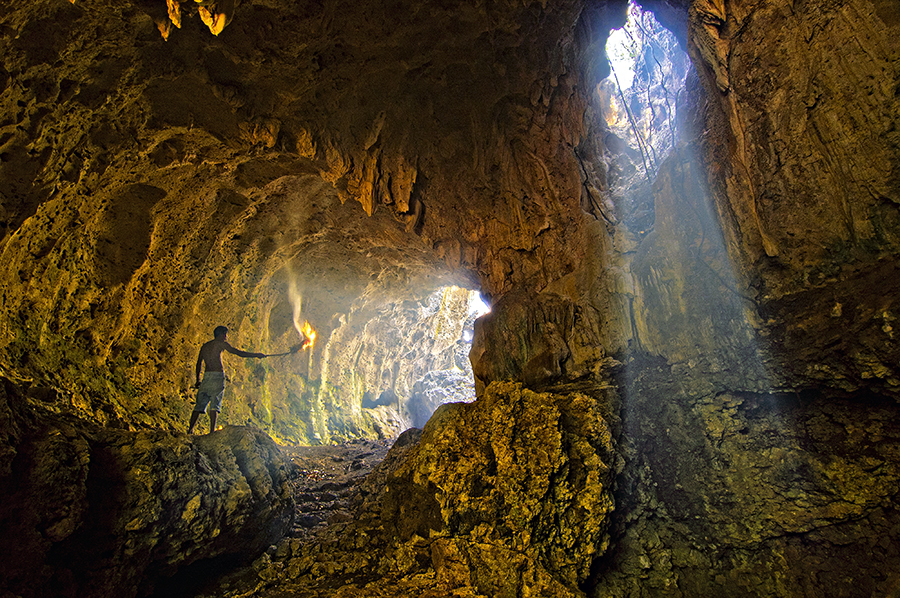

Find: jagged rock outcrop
[0,377,294,598]
[210,381,615,597]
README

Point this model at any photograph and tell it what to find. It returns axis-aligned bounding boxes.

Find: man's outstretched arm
[225,343,267,358]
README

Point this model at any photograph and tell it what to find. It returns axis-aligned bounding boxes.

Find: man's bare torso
[198,338,229,373]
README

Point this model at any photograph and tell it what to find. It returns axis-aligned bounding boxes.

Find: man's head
[213,325,228,339]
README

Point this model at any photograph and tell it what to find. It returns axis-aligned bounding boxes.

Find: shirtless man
[187,325,267,435]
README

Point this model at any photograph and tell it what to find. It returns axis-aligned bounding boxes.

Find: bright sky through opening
[606,3,641,90]
[469,292,491,317]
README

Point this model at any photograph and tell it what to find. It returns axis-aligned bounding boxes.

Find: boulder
[230,381,616,598]
[0,378,294,598]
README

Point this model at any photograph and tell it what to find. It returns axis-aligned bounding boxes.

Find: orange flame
[300,320,316,350]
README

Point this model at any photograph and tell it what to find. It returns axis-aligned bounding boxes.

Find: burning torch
[266,320,316,356]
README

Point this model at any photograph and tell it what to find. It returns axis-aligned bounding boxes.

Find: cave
[1,0,899,596]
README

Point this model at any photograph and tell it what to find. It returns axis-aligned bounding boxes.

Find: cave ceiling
[0,0,897,414]
[0,0,601,309]
[0,0,898,424]
[0,0,613,436]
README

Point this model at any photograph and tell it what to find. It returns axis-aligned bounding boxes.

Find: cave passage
[2,1,900,597]
[351,284,489,431]
[240,282,490,446]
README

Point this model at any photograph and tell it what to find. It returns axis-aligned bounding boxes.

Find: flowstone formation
[0,0,899,596]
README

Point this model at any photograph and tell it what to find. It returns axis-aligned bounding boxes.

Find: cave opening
[602,1,689,176]
[597,2,691,242]
[243,278,491,447]
[351,284,490,432]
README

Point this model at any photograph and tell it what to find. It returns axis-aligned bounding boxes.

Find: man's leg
[188,411,201,434]
[208,385,224,434]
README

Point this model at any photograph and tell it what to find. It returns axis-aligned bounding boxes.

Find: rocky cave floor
[280,439,392,543]
[187,437,394,597]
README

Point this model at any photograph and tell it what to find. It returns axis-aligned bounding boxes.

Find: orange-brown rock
[0,0,602,445]
[690,0,900,394]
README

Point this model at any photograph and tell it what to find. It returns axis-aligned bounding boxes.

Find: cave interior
[1,0,899,596]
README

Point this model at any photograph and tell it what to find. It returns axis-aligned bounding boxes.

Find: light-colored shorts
[193,372,226,413]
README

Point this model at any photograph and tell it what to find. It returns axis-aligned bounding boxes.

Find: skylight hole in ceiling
[602,2,690,172]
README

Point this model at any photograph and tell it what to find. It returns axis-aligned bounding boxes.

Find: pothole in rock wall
[600,1,690,237]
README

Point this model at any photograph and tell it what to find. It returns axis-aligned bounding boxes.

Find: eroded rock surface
[689,0,900,393]
[0,0,597,446]
[0,377,294,598]
[593,358,900,597]
[0,0,899,596]
[210,382,615,598]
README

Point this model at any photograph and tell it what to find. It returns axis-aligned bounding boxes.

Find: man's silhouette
[188,325,266,434]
